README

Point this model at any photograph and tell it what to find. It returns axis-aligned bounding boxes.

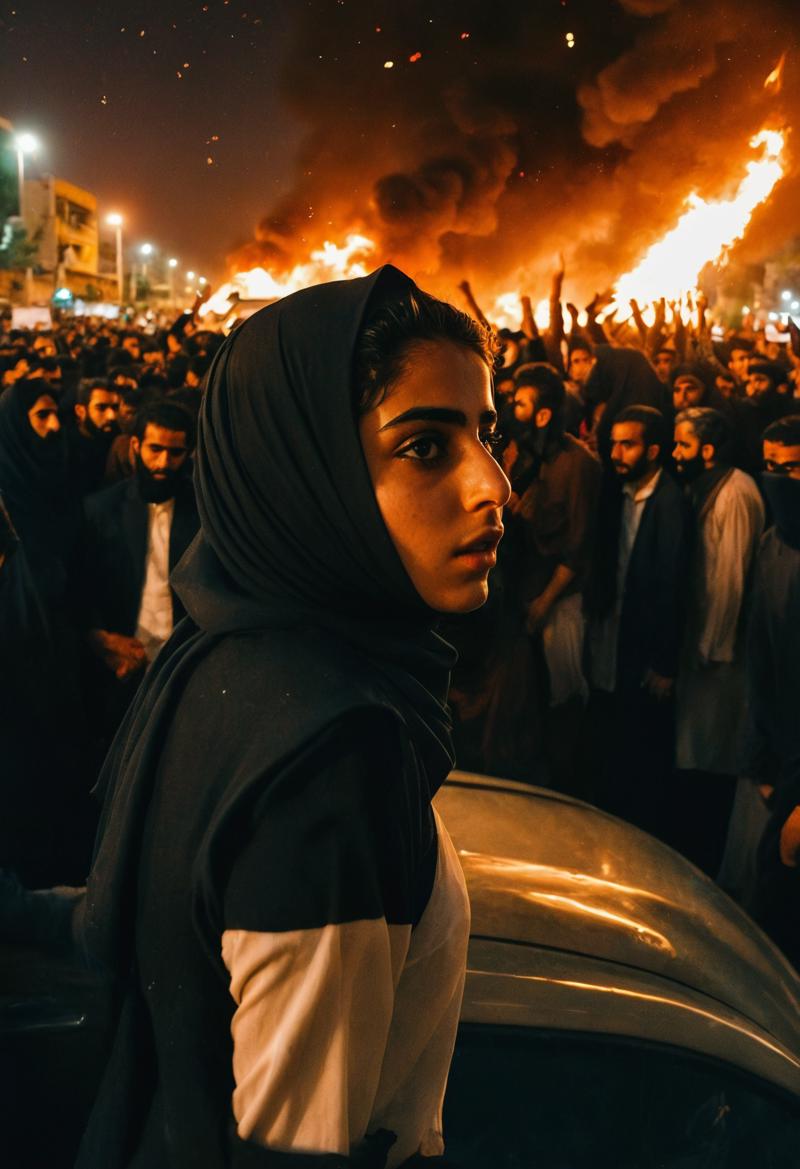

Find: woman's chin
[429,577,491,615]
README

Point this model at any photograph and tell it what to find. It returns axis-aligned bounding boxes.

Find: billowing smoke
[228,0,799,307]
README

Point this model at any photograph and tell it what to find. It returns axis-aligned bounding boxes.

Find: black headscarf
[83,266,457,969]
[0,378,69,529]
[583,345,670,462]
[0,378,79,604]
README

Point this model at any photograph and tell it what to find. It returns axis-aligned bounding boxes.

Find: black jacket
[588,469,689,687]
[82,476,199,635]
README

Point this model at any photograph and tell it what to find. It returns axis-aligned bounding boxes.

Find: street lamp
[168,257,178,306]
[106,213,124,303]
[14,132,38,223]
[139,241,153,284]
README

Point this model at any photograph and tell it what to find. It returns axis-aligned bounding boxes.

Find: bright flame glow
[202,232,376,317]
[491,293,552,331]
[613,129,786,308]
[764,54,786,92]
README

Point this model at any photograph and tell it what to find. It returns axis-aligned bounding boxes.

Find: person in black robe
[582,344,671,465]
[0,381,92,884]
[74,266,510,1168]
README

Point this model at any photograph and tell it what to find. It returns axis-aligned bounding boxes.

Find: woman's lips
[452,528,503,571]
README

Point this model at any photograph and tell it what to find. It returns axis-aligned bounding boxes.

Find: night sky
[0,0,798,300]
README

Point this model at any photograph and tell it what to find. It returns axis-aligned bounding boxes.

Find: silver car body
[435,772,800,1100]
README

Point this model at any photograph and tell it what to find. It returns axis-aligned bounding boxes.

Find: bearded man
[67,377,122,495]
[585,405,689,834]
[81,401,199,745]
[671,407,764,874]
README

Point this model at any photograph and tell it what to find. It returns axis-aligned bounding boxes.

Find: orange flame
[765,54,786,93]
[612,128,786,308]
[201,232,376,317]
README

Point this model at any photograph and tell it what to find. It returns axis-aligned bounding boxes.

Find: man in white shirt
[672,406,764,874]
[82,401,199,747]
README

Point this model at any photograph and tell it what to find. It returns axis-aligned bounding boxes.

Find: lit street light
[168,257,178,306]
[14,132,38,223]
[14,133,39,306]
[782,291,792,301]
[106,213,124,303]
[139,242,154,287]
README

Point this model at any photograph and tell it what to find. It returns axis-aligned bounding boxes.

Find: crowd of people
[1,269,799,973]
[448,271,800,967]
[0,301,218,886]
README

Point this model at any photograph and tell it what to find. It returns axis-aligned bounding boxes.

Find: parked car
[2,772,799,1167]
[439,772,800,1167]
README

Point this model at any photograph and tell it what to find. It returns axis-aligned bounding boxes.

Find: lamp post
[137,242,153,302]
[168,257,178,308]
[106,213,124,303]
[14,132,38,224]
[14,133,39,307]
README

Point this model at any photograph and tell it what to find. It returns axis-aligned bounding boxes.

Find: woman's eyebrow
[379,406,497,431]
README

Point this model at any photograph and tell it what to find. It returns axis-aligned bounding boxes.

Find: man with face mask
[82,401,199,743]
[585,405,688,834]
[67,376,122,495]
[670,408,764,874]
[733,358,792,477]
[745,415,800,969]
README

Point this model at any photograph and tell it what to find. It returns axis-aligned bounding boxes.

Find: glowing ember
[201,232,376,317]
[764,54,786,93]
[613,128,786,308]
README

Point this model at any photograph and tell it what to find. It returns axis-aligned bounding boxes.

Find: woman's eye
[399,436,445,463]
[482,431,503,453]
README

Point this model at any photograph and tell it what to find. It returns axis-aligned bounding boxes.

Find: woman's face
[359,339,510,613]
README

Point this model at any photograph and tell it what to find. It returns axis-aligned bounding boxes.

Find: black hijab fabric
[0,379,70,536]
[0,379,80,608]
[83,265,457,970]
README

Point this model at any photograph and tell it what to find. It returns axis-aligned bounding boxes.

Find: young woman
[76,265,510,1168]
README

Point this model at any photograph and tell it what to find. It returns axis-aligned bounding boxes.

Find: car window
[443,1025,800,1168]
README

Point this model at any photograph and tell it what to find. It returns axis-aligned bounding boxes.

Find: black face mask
[675,453,705,483]
[761,473,800,551]
[134,452,180,504]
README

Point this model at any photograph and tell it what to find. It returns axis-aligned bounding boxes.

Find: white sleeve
[222,920,411,1157]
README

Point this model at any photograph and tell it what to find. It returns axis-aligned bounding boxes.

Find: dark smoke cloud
[229,0,800,309]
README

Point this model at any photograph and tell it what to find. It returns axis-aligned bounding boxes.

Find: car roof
[436,771,800,1096]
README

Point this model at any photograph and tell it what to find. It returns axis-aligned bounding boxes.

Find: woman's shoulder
[183,625,402,717]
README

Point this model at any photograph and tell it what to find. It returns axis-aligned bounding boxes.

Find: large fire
[200,232,376,318]
[205,125,785,335]
[612,128,786,310]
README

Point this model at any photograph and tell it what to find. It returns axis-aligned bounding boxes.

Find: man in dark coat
[746,415,800,970]
[586,404,688,834]
[82,400,199,747]
[66,376,122,495]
